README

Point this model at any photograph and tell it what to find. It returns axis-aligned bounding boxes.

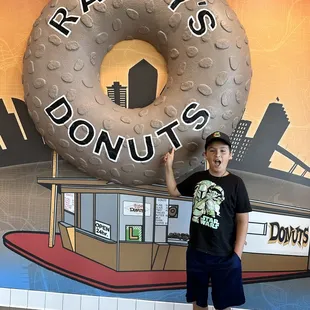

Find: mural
[0,0,310,309]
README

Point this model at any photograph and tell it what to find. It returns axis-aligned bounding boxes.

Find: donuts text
[48,0,217,38]
[44,96,211,163]
[268,222,309,248]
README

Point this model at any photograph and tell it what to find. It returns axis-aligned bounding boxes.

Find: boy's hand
[235,251,242,260]
[235,240,247,259]
[163,148,175,168]
[163,148,181,197]
[234,213,249,261]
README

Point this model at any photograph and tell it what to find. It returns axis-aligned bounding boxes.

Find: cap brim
[205,137,231,148]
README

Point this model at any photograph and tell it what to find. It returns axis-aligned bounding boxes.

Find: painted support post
[48,150,59,248]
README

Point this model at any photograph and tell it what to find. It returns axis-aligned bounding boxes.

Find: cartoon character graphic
[192,180,225,225]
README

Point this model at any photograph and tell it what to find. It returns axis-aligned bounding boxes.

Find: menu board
[155,198,168,225]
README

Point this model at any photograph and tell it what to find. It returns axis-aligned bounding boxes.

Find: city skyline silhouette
[0,98,51,167]
[107,59,158,109]
[228,101,310,186]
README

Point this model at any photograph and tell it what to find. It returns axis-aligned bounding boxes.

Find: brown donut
[22,0,252,185]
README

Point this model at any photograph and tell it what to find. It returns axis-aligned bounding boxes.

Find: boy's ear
[229,151,233,160]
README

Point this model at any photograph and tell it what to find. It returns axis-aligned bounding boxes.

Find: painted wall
[0,1,310,309]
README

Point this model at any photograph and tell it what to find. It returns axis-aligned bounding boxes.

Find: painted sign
[123,201,151,217]
[64,193,74,213]
[126,225,142,242]
[95,220,111,239]
[246,211,310,256]
[168,205,179,218]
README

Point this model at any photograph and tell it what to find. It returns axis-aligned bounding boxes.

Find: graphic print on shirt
[192,180,225,229]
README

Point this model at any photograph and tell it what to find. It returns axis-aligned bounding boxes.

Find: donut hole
[99,40,168,109]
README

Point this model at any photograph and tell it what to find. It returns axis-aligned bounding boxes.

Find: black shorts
[186,247,245,309]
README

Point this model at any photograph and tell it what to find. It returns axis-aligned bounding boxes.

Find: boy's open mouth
[214,159,221,167]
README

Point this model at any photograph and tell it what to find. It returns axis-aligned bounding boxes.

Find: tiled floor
[0,288,249,310]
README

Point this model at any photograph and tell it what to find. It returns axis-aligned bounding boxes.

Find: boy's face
[204,141,232,175]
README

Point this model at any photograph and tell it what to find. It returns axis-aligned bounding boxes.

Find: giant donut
[23,0,252,185]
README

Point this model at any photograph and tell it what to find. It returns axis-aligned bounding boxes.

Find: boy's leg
[186,248,210,308]
[210,252,245,310]
[193,302,208,309]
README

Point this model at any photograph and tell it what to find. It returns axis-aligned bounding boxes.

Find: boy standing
[164,131,252,310]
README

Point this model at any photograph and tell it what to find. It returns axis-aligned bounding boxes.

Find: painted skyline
[1,94,309,187]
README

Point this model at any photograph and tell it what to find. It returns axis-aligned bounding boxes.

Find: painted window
[95,194,117,241]
[167,199,192,244]
[81,193,94,233]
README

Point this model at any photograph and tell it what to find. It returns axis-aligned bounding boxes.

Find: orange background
[0,0,309,176]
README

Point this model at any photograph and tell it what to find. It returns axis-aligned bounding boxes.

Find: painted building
[4,153,310,294]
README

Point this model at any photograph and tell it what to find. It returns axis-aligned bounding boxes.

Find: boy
[163,131,252,310]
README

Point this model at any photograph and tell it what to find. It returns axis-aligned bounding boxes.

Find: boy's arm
[234,212,249,259]
[234,177,252,259]
[165,165,181,197]
[163,149,181,197]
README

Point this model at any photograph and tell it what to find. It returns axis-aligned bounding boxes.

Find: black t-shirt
[177,170,252,256]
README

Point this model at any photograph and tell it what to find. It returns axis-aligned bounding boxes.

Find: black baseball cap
[204,131,232,150]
